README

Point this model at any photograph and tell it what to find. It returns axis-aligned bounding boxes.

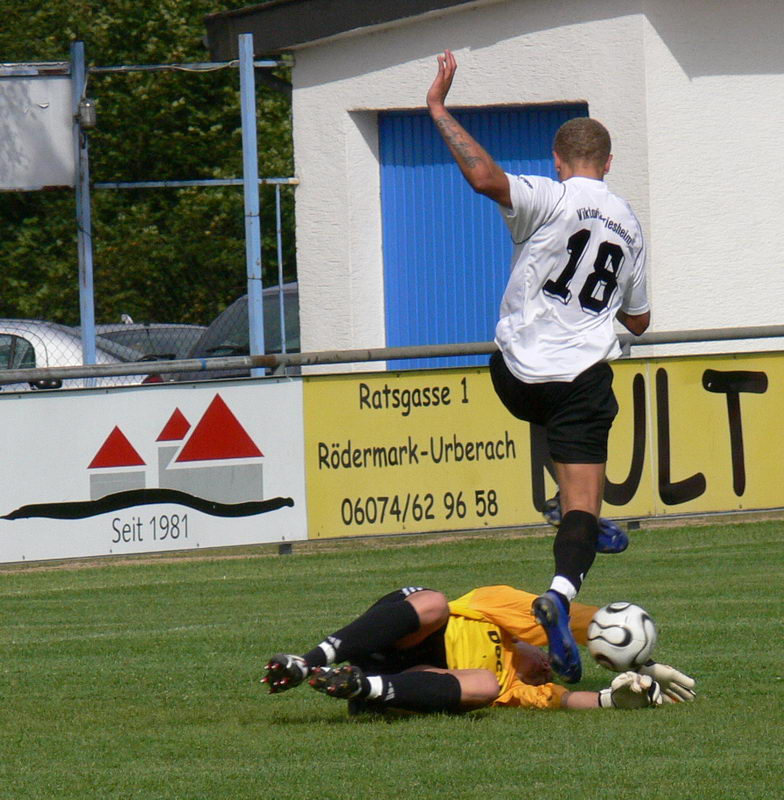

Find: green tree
[0,0,294,326]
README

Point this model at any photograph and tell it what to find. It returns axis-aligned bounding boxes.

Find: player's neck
[558,166,605,182]
[554,155,610,182]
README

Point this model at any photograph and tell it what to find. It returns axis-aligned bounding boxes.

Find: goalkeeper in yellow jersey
[262,585,695,713]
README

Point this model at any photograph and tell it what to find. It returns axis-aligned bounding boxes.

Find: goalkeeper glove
[638,660,696,703]
[598,671,663,709]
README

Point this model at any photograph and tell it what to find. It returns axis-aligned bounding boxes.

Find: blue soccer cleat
[532,590,582,683]
[542,493,628,554]
[594,516,628,554]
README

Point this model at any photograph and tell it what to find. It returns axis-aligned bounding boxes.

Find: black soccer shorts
[489,350,618,464]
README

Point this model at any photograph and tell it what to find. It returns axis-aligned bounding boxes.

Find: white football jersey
[495,173,649,383]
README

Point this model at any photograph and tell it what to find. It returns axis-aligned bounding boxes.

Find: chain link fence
[0,319,145,390]
[0,280,299,391]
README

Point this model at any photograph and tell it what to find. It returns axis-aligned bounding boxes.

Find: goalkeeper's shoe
[309,665,365,699]
[542,493,628,554]
[261,653,309,694]
[532,590,582,684]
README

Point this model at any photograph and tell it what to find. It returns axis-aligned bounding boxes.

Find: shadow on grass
[269,706,497,725]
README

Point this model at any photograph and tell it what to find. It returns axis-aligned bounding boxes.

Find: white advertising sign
[0,379,307,563]
[0,75,75,191]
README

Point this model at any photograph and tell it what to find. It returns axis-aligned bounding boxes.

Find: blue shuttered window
[379,103,588,369]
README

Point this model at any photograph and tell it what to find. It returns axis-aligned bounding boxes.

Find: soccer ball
[587,602,657,672]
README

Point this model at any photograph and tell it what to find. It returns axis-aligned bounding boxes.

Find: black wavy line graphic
[2,489,295,521]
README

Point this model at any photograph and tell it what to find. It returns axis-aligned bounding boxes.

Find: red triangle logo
[157,408,191,442]
[176,395,263,462]
[88,426,146,469]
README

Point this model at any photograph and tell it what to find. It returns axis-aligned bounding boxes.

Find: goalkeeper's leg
[310,665,498,714]
[303,587,449,666]
[263,588,449,692]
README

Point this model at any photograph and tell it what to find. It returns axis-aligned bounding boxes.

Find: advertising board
[0,380,306,562]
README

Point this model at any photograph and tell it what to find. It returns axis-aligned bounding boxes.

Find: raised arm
[426,50,511,208]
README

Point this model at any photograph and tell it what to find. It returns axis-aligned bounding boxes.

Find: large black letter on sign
[530,375,646,510]
[702,369,768,496]
[656,368,706,505]
[530,424,556,511]
[605,373,647,505]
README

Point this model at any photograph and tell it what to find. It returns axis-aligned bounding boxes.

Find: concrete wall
[289,0,784,361]
[642,0,784,338]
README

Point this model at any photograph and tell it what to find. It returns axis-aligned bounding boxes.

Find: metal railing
[618,325,784,348]
[1,325,783,389]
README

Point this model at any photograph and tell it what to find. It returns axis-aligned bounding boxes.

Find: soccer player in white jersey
[426,50,650,683]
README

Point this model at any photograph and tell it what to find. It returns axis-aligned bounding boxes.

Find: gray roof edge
[204,0,485,59]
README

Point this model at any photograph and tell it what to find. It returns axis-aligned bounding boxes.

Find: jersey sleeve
[620,229,649,315]
[494,675,569,710]
[500,173,564,243]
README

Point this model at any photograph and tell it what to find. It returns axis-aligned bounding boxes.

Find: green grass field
[1,519,781,799]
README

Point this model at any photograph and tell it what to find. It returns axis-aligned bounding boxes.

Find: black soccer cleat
[261,653,309,694]
[309,665,364,699]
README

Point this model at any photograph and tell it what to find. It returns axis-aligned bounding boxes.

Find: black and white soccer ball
[587,602,658,672]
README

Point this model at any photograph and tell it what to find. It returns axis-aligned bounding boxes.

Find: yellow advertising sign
[304,368,538,538]
[303,352,784,538]
[644,353,782,515]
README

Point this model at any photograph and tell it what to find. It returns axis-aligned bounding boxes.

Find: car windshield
[187,284,300,360]
[92,335,146,362]
[95,325,206,361]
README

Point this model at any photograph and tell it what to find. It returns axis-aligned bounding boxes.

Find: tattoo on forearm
[435,117,482,168]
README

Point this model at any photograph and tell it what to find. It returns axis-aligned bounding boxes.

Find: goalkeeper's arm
[560,672,664,710]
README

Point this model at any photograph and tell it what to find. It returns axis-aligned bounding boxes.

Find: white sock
[318,640,337,664]
[550,575,577,602]
[365,675,384,700]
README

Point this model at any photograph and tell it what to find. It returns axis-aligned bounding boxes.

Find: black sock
[553,509,600,595]
[303,599,420,668]
[369,671,462,713]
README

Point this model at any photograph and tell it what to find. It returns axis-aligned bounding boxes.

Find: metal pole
[94,177,298,190]
[3,325,784,385]
[239,33,265,372]
[88,59,283,75]
[71,41,97,368]
[275,185,287,353]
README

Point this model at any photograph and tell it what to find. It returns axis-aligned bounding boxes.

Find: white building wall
[642,1,784,342]
[290,0,783,361]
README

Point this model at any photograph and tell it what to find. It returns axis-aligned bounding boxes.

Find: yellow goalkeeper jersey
[446,585,596,710]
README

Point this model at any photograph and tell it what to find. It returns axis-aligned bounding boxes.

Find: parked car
[0,319,146,391]
[171,283,300,382]
[91,322,207,361]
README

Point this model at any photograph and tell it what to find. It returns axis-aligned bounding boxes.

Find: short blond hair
[553,118,611,169]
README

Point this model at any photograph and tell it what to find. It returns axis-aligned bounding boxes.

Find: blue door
[379,103,588,369]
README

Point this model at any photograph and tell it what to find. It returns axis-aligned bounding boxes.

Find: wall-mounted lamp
[78,98,97,128]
